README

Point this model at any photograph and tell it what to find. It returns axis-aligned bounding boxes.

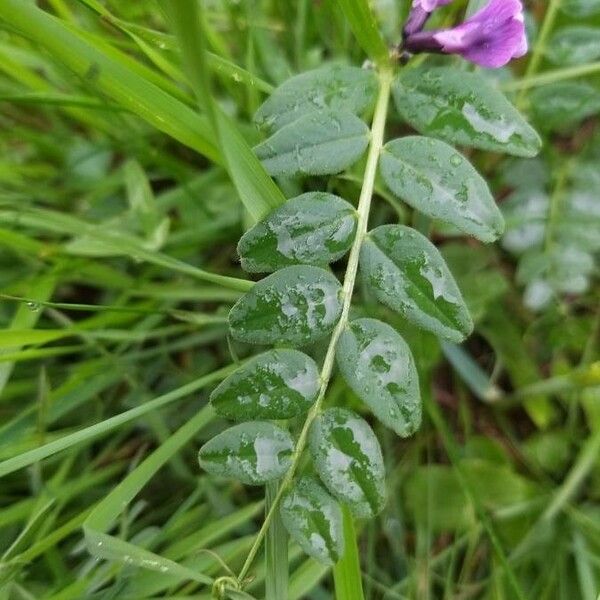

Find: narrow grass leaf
[0,366,234,478]
[337,0,389,66]
[333,505,365,600]
[160,0,285,222]
[266,480,289,600]
[83,408,216,585]
[0,0,220,162]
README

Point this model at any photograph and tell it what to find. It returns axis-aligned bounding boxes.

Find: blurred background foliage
[0,0,599,598]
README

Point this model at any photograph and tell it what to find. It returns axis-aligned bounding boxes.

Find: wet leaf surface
[529,82,600,132]
[360,225,473,342]
[210,349,320,420]
[380,136,504,242]
[254,109,370,177]
[280,476,344,564]
[547,26,600,66]
[229,265,343,346]
[198,421,293,485]
[392,68,541,157]
[254,64,378,132]
[337,318,421,438]
[238,192,357,273]
[309,408,386,518]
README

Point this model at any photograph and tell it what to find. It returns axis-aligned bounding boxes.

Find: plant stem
[236,65,394,586]
[517,0,562,108]
[502,61,600,93]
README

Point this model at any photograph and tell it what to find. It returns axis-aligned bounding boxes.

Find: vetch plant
[1,1,600,599]
[194,0,542,596]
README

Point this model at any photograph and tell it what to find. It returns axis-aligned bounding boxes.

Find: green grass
[1,1,599,599]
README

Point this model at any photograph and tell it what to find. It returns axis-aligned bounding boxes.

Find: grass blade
[333,506,365,600]
[0,0,220,163]
[160,0,286,222]
[83,407,215,585]
[0,271,56,395]
[0,207,253,292]
[337,0,389,66]
[0,366,235,478]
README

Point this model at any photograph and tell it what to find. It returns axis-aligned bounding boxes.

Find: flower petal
[406,0,528,68]
[460,18,527,67]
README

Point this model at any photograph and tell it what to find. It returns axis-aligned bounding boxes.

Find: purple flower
[413,0,453,11]
[404,0,453,37]
[404,0,528,68]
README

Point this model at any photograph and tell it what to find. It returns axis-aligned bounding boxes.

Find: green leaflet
[238,192,357,273]
[309,408,386,519]
[228,265,343,347]
[380,136,504,243]
[546,27,600,66]
[210,349,320,421]
[337,318,421,438]
[280,476,344,565]
[254,64,378,132]
[360,225,473,342]
[254,110,370,177]
[198,422,293,486]
[392,68,541,157]
[529,82,600,132]
[501,189,549,254]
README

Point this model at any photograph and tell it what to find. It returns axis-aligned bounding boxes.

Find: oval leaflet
[280,476,344,565]
[309,408,386,519]
[210,349,320,421]
[238,192,357,273]
[547,26,600,66]
[360,225,473,342]
[228,265,343,347]
[529,82,600,132]
[254,64,378,132]
[254,109,370,177]
[392,67,541,157]
[380,136,504,243]
[337,318,421,438]
[198,422,293,486]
